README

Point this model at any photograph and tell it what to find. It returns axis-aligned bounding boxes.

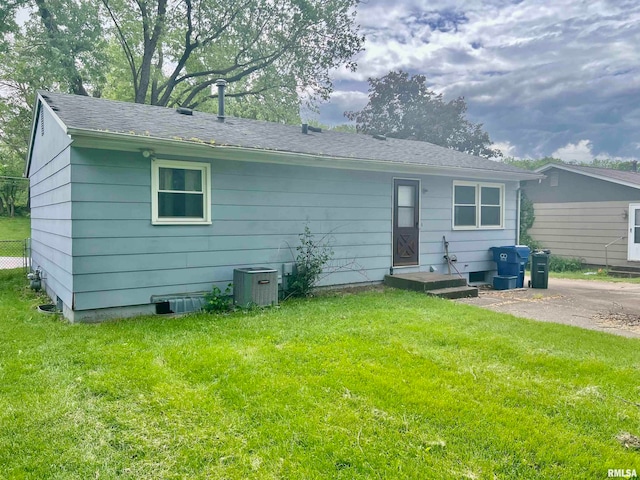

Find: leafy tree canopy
[0,0,364,208]
[2,0,363,111]
[345,70,501,158]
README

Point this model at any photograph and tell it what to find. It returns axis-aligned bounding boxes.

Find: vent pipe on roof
[633,160,638,173]
[301,123,308,134]
[216,79,227,123]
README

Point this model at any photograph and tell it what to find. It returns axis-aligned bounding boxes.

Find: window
[152,159,211,225]
[453,181,504,229]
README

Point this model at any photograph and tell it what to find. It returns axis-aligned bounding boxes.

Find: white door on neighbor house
[628,204,640,261]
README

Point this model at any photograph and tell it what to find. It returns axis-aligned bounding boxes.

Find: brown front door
[393,179,420,266]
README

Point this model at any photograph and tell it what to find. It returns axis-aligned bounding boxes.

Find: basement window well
[151,159,211,225]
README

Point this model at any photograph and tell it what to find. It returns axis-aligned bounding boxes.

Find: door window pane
[398,207,415,228]
[398,185,415,207]
[635,209,640,226]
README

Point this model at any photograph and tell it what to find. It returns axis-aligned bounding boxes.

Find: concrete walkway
[456,277,640,338]
[0,257,27,269]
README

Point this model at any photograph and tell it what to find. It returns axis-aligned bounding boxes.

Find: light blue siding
[418,179,518,274]
[28,105,74,307]
[67,146,519,312]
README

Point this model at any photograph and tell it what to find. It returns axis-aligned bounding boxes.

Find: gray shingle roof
[538,163,640,188]
[39,90,533,176]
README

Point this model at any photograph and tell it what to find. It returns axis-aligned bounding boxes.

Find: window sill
[452,226,505,231]
[152,220,212,226]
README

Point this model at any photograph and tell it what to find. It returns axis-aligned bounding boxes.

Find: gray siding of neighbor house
[522,168,640,267]
[29,106,74,306]
[69,147,519,313]
[527,201,635,267]
[523,168,640,203]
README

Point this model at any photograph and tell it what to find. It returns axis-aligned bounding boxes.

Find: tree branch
[185,83,290,109]
[102,0,138,88]
[156,0,248,106]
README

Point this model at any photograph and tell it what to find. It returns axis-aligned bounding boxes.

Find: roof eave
[66,127,543,181]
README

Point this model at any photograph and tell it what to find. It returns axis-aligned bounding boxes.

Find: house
[26,89,540,321]
[522,163,640,269]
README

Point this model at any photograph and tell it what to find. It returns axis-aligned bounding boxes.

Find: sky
[316,0,640,162]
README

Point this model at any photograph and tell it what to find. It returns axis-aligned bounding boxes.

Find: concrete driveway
[456,277,640,338]
[0,256,26,269]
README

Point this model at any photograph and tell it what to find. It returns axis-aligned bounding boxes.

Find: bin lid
[490,245,531,259]
[235,267,277,273]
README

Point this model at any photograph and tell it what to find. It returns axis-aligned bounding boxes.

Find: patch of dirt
[316,283,386,297]
[593,312,640,333]
[616,432,640,450]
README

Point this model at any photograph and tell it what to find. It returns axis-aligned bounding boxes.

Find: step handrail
[604,235,626,271]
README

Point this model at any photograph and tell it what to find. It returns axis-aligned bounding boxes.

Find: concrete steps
[384,273,478,299]
[608,269,640,278]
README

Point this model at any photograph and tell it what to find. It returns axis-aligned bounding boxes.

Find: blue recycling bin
[490,246,530,288]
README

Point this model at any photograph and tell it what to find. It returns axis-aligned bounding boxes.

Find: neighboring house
[26,90,540,321]
[522,163,640,268]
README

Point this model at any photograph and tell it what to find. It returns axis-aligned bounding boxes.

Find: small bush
[548,256,584,272]
[203,283,233,313]
[287,225,333,298]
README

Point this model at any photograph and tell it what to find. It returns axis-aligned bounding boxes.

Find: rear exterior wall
[69,147,519,315]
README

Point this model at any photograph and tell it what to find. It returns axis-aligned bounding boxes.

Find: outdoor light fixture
[141,149,154,158]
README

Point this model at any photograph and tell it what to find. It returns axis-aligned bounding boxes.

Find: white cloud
[552,140,597,163]
[491,140,519,159]
[551,139,638,163]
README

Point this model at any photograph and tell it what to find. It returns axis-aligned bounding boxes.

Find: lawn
[0,216,30,241]
[0,217,31,257]
[1,269,639,479]
[550,270,640,284]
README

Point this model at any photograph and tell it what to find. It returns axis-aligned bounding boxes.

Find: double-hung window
[453,181,504,229]
[152,159,211,225]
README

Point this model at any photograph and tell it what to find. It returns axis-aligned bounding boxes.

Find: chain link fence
[0,239,30,272]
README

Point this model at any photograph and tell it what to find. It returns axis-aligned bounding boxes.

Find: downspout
[516,186,521,245]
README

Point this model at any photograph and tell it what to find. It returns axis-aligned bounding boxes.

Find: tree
[97,0,363,109]
[345,70,501,158]
[502,157,563,171]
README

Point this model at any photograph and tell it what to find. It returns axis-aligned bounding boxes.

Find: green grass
[0,216,30,240]
[1,269,639,479]
[550,270,640,283]
[0,217,30,259]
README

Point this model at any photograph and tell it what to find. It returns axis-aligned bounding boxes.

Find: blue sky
[316,0,640,162]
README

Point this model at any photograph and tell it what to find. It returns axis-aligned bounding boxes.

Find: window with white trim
[152,159,211,225]
[453,181,504,229]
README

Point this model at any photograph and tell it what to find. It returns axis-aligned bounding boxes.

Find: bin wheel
[528,280,531,288]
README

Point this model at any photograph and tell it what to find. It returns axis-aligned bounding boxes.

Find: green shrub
[548,256,584,272]
[203,283,233,313]
[518,192,543,250]
[287,225,333,298]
